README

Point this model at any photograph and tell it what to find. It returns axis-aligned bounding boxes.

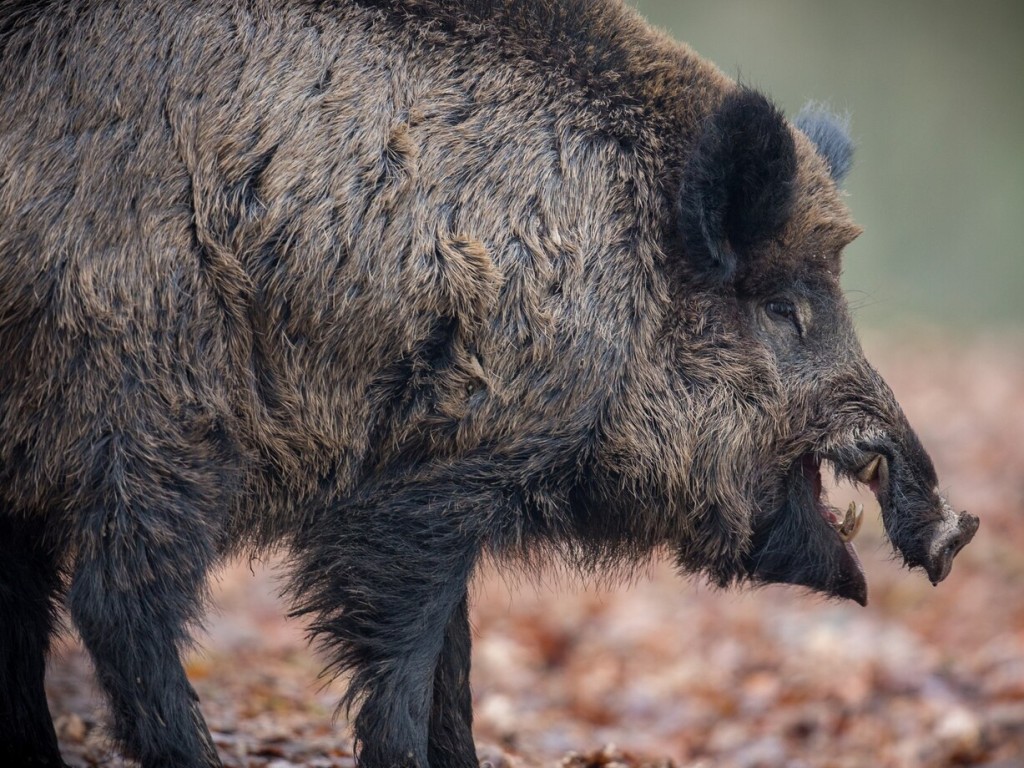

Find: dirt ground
[47,334,1024,768]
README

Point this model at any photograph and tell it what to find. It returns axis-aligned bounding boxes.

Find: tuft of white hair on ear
[795,103,854,185]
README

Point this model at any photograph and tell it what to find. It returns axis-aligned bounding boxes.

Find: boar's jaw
[743,453,868,605]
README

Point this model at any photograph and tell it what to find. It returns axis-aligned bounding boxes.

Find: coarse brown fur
[0,1,977,766]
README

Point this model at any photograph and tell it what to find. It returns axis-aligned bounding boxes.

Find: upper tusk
[857,455,883,485]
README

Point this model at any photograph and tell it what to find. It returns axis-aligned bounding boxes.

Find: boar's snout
[742,390,977,604]
[920,504,979,585]
[856,434,979,586]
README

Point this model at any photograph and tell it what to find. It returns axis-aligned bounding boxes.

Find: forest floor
[48,333,1024,768]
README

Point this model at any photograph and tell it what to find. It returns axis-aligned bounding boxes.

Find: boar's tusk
[839,501,864,542]
[856,455,883,485]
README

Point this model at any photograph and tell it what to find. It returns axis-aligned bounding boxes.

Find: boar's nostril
[926,511,979,585]
[943,538,960,561]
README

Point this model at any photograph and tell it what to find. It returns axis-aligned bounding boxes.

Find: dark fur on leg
[70,541,221,768]
[67,433,224,768]
[0,515,67,767]
[289,474,492,768]
[428,593,477,768]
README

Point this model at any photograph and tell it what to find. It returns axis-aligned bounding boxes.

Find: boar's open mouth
[743,449,890,606]
[804,451,889,543]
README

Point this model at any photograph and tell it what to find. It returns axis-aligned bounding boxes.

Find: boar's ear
[795,104,854,185]
[677,89,797,283]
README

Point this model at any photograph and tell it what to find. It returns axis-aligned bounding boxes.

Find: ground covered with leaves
[49,335,1024,767]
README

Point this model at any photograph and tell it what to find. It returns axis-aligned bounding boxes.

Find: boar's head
[663,90,977,604]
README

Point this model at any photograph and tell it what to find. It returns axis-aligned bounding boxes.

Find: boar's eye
[765,299,803,335]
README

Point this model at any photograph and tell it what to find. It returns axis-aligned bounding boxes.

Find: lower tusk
[839,501,864,542]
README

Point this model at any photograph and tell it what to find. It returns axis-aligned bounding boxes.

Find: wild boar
[0,0,978,766]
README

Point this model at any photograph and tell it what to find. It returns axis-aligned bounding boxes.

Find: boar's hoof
[925,511,979,585]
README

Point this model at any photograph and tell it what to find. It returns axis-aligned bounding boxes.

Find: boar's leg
[67,434,223,768]
[428,592,477,768]
[290,477,486,768]
[69,530,220,767]
[0,515,66,767]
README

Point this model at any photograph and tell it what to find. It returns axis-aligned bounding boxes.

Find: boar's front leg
[0,515,66,767]
[428,592,477,768]
[67,432,223,768]
[290,476,488,768]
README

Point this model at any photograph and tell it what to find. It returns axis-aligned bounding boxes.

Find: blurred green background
[630,1,1023,331]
